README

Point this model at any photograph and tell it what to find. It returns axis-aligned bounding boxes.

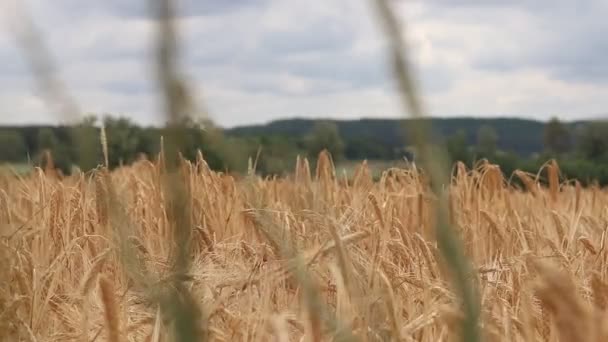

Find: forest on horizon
[0,115,607,185]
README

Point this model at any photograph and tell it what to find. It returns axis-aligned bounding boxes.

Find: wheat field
[4,0,602,340]
[1,150,607,342]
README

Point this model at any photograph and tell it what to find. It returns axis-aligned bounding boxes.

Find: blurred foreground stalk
[7,2,98,170]
[152,0,207,340]
[371,1,481,341]
[10,0,208,339]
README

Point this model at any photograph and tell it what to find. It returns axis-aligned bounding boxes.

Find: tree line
[1,114,608,185]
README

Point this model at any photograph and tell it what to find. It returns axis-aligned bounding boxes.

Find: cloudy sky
[1,0,607,128]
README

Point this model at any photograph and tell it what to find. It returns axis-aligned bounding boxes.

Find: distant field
[0,163,33,176]
[1,153,605,341]
[336,159,411,179]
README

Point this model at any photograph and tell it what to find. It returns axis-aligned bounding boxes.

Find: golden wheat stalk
[100,121,109,169]
[99,276,122,342]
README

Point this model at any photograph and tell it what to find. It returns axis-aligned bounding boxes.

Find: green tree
[136,128,161,159]
[37,127,59,149]
[305,121,345,161]
[446,129,471,165]
[70,114,101,171]
[543,117,571,154]
[0,131,27,162]
[476,125,498,158]
[576,121,608,161]
[344,138,389,160]
[186,128,227,171]
[102,116,141,168]
[253,135,303,176]
[492,151,520,178]
[36,128,72,173]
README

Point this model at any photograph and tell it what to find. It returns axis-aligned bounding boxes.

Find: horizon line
[0,113,606,129]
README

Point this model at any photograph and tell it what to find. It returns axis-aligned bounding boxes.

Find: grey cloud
[440,0,608,84]
[196,54,390,96]
[181,11,389,95]
[0,48,28,78]
[421,0,594,11]
[534,19,608,83]
[476,36,608,85]
[96,79,153,96]
[54,0,266,18]
[417,65,455,94]
[281,55,387,90]
[217,46,389,91]
[258,24,353,54]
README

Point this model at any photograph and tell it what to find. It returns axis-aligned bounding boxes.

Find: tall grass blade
[370,1,481,341]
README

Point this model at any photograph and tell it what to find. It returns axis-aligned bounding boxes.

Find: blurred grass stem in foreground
[6,1,98,170]
[152,0,207,340]
[371,1,481,341]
